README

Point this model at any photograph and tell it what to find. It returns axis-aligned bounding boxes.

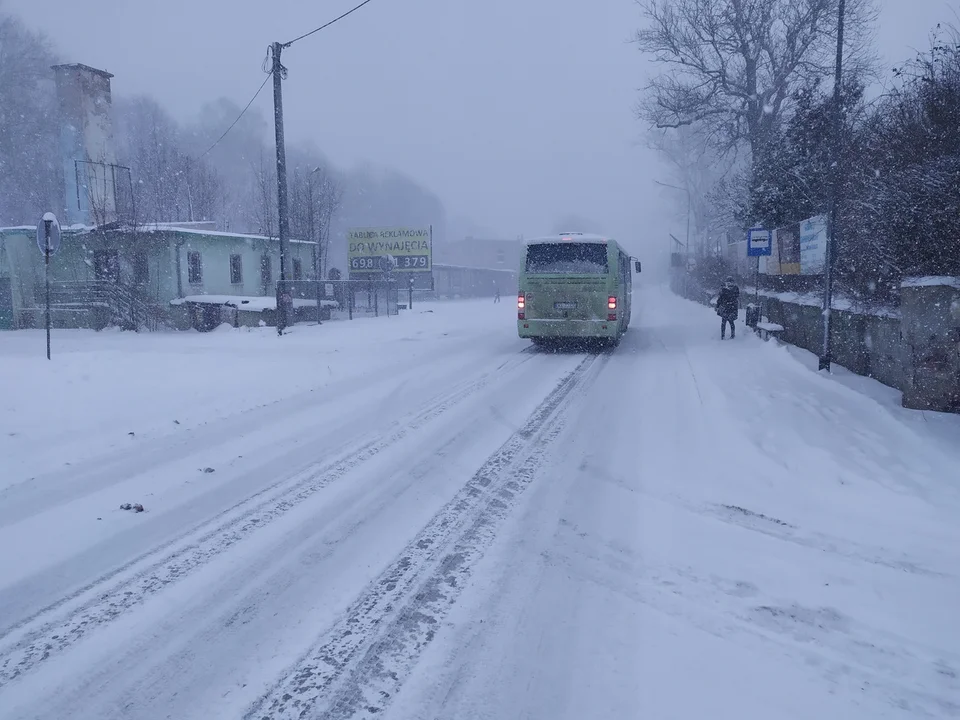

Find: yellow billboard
[347,227,432,275]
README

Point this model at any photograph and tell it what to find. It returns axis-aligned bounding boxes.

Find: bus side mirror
[634,261,642,274]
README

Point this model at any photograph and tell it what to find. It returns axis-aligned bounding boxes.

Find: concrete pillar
[51,64,117,227]
[900,277,960,412]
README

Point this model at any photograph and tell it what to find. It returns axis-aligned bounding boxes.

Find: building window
[292,258,303,281]
[496,249,506,265]
[187,251,202,284]
[260,254,272,286]
[230,254,243,284]
[133,251,149,284]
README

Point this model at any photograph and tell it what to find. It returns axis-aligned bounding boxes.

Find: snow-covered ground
[1,288,958,719]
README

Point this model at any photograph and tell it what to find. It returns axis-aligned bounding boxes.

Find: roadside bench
[756,321,785,342]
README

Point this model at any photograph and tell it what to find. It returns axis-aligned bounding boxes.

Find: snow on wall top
[901,276,960,290]
[524,233,610,246]
[743,286,900,319]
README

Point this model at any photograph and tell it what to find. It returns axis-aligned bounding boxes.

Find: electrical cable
[283,0,376,48]
[199,55,274,158]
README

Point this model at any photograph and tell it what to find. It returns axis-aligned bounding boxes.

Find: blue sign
[746,227,772,257]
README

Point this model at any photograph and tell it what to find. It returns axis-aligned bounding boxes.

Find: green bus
[517,233,641,347]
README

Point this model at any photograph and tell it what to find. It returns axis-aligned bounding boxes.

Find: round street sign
[36,212,62,255]
[378,254,396,273]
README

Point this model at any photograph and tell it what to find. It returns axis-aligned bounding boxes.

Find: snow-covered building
[0,223,317,330]
[0,59,323,331]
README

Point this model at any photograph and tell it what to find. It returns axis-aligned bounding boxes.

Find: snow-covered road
[1,288,958,719]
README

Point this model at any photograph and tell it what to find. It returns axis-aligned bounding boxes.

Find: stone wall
[759,297,905,391]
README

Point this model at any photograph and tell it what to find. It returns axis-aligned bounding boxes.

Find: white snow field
[0,288,958,720]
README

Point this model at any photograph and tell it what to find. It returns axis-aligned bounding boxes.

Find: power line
[284,0,376,48]
[199,70,273,159]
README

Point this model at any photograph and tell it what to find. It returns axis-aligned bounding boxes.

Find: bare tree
[250,149,277,239]
[312,165,343,279]
[635,0,877,159]
[114,96,185,223]
[0,10,59,225]
[179,155,223,223]
[648,124,731,240]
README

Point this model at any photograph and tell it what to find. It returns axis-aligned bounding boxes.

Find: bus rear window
[525,243,608,274]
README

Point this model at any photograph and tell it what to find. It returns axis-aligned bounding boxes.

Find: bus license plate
[554,301,577,310]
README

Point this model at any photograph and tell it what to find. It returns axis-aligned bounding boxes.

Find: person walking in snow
[494,287,501,303]
[716,276,740,340]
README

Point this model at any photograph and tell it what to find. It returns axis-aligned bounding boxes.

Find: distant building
[430,237,522,299]
[435,237,523,272]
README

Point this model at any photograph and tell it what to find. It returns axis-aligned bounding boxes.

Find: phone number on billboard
[349,255,430,270]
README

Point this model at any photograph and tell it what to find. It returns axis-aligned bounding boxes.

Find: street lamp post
[654,179,692,255]
[655,179,693,295]
[820,0,846,372]
[309,166,323,324]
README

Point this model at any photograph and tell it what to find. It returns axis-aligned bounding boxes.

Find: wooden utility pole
[271,41,291,335]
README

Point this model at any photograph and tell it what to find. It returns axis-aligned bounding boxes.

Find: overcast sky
[6,0,957,258]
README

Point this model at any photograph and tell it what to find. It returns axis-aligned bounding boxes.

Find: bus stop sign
[746,227,772,257]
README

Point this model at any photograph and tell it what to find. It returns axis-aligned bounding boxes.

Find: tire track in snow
[0,350,541,688]
[245,352,606,720]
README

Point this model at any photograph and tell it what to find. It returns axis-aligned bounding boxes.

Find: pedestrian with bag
[716,276,740,340]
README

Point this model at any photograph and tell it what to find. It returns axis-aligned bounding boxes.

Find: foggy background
[2,0,956,268]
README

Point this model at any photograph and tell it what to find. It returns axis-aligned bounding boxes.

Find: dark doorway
[93,249,120,282]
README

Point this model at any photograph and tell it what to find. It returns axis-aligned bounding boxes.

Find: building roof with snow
[0,224,316,245]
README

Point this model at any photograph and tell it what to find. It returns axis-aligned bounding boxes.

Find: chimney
[52,63,118,227]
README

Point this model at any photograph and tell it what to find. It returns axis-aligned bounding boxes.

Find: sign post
[746,227,772,309]
[36,213,62,360]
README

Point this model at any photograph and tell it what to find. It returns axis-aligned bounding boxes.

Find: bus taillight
[518,293,526,319]
[608,296,617,310]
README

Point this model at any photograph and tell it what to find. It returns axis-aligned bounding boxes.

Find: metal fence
[282,279,401,321]
[31,280,167,331]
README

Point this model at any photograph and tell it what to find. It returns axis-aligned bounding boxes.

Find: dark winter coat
[716,284,740,320]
